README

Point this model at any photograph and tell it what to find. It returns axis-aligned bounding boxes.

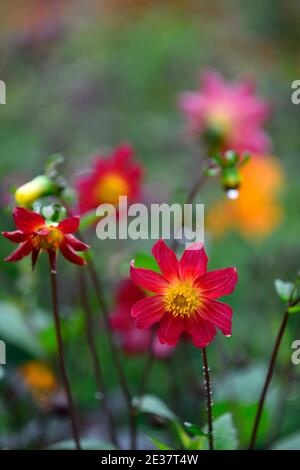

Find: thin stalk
[202,347,214,450]
[49,265,81,450]
[138,330,156,398]
[171,169,208,252]
[86,258,137,449]
[249,295,300,449]
[78,270,118,447]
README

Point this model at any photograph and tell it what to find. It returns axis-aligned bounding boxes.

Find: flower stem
[49,265,81,450]
[78,270,118,447]
[138,330,156,398]
[248,312,289,450]
[202,347,214,450]
[249,294,300,450]
[86,258,136,449]
[171,168,208,252]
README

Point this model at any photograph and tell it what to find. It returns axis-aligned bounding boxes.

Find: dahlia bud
[15,175,57,207]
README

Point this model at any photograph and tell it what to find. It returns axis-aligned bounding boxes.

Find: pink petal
[186,313,216,348]
[130,262,169,294]
[178,243,208,282]
[152,239,178,282]
[194,268,238,298]
[60,242,86,265]
[5,240,33,262]
[157,313,185,346]
[197,298,232,336]
[58,216,80,234]
[131,295,165,329]
[2,230,28,243]
[13,208,44,233]
[64,234,89,252]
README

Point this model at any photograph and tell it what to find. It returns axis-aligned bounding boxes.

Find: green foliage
[0,301,43,357]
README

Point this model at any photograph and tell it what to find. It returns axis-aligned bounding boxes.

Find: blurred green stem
[249,294,300,449]
[49,263,81,450]
[78,269,118,447]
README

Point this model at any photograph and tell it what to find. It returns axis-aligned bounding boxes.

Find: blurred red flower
[130,240,238,348]
[110,278,173,358]
[2,207,89,270]
[75,144,143,215]
[179,69,271,154]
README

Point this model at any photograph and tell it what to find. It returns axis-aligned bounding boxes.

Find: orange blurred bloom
[19,361,58,407]
[207,156,284,241]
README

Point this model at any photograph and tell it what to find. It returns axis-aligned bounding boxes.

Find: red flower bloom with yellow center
[76,144,143,214]
[3,207,89,270]
[130,240,238,348]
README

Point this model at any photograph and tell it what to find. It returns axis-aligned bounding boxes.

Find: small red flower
[130,240,238,348]
[2,207,89,271]
[110,279,173,359]
[76,144,143,214]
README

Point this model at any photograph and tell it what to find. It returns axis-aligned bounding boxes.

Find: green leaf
[79,210,99,231]
[212,413,239,450]
[288,305,300,315]
[133,394,177,421]
[0,302,43,356]
[148,436,172,450]
[272,431,300,450]
[134,253,160,272]
[274,279,294,303]
[183,421,206,437]
[47,439,116,450]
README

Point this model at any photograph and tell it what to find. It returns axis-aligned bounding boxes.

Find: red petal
[5,240,33,262]
[13,208,45,233]
[64,234,89,252]
[157,313,185,346]
[197,298,232,336]
[130,262,170,294]
[48,250,57,272]
[194,268,238,298]
[131,295,165,328]
[178,243,208,282]
[2,230,28,243]
[58,216,80,234]
[152,239,178,282]
[60,242,86,265]
[186,313,216,348]
[31,249,40,271]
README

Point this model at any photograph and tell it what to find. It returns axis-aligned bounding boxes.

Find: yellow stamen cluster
[165,282,200,318]
[32,225,64,251]
[96,173,129,206]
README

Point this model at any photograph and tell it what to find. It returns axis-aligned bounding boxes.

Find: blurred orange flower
[207,156,284,241]
[19,361,58,407]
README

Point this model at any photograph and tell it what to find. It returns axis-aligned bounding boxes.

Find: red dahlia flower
[76,144,143,214]
[3,207,89,270]
[110,279,173,359]
[130,240,238,348]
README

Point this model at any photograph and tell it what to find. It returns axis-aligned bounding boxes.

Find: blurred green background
[0,0,300,450]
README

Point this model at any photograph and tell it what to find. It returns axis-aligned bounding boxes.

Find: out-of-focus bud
[15,175,57,207]
[221,167,242,191]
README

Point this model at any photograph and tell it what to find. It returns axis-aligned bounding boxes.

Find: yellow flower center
[95,173,129,206]
[206,108,233,137]
[165,282,200,318]
[32,225,64,251]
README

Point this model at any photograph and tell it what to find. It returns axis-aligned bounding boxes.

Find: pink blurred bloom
[110,279,173,359]
[179,69,271,153]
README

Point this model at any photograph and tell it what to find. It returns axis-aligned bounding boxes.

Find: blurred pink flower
[110,279,173,359]
[179,69,271,153]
